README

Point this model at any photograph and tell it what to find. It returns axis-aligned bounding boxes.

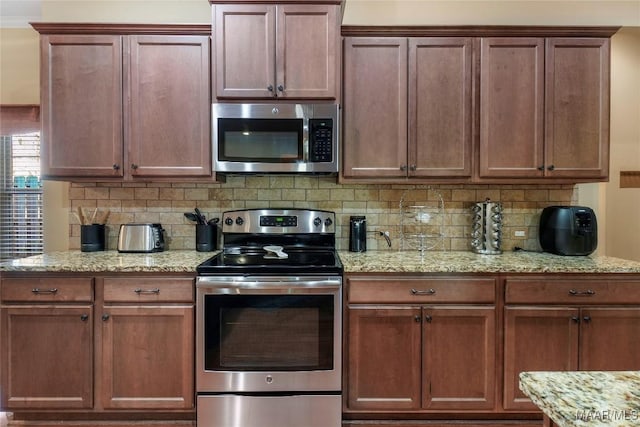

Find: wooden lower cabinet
[503,277,640,411]
[348,306,422,410]
[345,275,498,415]
[100,305,194,409]
[0,273,196,426]
[1,305,94,409]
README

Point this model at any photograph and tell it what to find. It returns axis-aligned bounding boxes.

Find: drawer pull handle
[411,288,436,296]
[568,289,595,296]
[134,288,160,295]
[32,288,58,295]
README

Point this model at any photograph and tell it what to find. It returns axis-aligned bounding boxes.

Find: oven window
[203,294,334,371]
[217,118,303,163]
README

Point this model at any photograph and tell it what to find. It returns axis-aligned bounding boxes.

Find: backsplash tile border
[68,177,577,253]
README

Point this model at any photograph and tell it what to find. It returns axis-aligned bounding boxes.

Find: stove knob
[313,217,322,227]
[224,217,233,226]
[324,218,333,227]
[236,217,244,226]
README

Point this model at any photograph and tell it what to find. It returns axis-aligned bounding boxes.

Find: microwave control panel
[309,119,333,162]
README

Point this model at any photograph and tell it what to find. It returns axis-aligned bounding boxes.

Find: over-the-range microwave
[213,103,339,174]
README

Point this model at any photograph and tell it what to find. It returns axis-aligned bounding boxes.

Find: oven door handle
[196,276,342,293]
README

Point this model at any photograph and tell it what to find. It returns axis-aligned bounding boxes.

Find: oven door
[196,275,342,392]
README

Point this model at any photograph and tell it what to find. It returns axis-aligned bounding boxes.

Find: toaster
[117,223,165,253]
[539,206,597,256]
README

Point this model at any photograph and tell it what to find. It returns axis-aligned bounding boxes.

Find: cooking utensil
[207,217,219,226]
[263,245,288,259]
[194,207,206,224]
[184,212,200,223]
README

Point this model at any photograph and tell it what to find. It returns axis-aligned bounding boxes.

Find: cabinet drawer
[348,276,496,304]
[505,278,640,304]
[1,277,93,302]
[103,277,194,303]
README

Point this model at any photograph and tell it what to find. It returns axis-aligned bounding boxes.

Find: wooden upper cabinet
[410,38,473,177]
[342,37,473,181]
[479,37,545,178]
[480,36,611,180]
[35,24,212,180]
[41,34,124,178]
[127,35,211,177]
[214,4,339,99]
[342,37,408,178]
[545,38,610,179]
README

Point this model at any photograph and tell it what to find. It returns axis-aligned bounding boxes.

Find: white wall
[603,27,640,260]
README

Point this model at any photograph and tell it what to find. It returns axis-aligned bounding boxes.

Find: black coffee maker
[349,216,367,252]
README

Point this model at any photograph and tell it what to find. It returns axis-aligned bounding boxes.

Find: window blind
[0,133,43,261]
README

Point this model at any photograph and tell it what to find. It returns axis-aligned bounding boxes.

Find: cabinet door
[347,306,421,410]
[545,38,610,179]
[100,305,194,409]
[127,35,211,177]
[580,308,640,370]
[276,4,338,99]
[214,4,276,98]
[409,38,472,178]
[343,38,408,178]
[503,307,579,410]
[479,38,545,178]
[1,306,93,409]
[422,306,495,410]
[41,35,123,177]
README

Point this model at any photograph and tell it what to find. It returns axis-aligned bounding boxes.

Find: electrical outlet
[513,229,528,239]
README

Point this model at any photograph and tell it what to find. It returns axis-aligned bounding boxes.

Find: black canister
[349,216,367,252]
[196,224,218,252]
[81,224,106,252]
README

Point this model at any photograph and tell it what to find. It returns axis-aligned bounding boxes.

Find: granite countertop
[0,250,218,273]
[2,250,640,274]
[519,371,640,427]
[338,250,640,274]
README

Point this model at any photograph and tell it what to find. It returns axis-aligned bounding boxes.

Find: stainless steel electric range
[195,208,343,427]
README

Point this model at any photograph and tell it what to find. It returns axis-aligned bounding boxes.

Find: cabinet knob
[102,314,110,321]
[583,315,592,323]
[547,165,555,171]
[414,315,421,323]
[409,165,417,171]
[537,165,545,171]
[571,316,580,323]
[267,85,274,92]
[131,164,139,170]
[80,314,89,322]
[112,164,120,170]
[400,165,408,171]
[277,85,284,92]
[424,314,433,323]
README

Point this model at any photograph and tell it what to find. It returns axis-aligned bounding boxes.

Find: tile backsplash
[68,176,577,252]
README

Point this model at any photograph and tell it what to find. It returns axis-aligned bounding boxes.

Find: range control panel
[222,209,335,234]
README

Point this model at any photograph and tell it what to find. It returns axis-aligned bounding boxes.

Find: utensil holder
[196,224,218,252]
[471,199,503,254]
[81,224,106,252]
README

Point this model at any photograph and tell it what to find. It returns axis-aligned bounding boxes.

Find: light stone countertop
[2,250,640,274]
[519,371,640,427]
[338,250,640,274]
[0,250,218,273]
